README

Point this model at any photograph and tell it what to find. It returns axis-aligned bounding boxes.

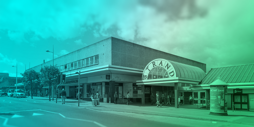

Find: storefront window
[234,95,240,102]
[194,92,198,98]
[242,95,247,102]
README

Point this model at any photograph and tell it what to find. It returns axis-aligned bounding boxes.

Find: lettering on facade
[142,59,176,80]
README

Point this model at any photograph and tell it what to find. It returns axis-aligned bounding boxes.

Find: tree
[21,69,40,99]
[40,65,60,101]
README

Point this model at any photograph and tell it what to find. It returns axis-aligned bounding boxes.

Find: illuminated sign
[142,59,176,80]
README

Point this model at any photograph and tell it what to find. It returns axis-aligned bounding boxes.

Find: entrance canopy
[137,58,205,85]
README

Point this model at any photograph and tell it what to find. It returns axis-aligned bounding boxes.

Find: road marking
[11,114,24,118]
[39,109,106,127]
[32,113,43,116]
[58,113,66,118]
[212,121,217,123]
[0,116,8,126]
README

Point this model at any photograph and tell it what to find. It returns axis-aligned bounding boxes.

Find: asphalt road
[0,96,253,127]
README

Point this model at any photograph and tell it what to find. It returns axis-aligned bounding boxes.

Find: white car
[13,89,26,98]
[7,89,14,97]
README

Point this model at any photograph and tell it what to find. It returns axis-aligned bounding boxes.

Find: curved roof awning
[136,58,206,85]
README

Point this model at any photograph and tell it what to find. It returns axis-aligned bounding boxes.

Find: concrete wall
[29,37,112,72]
[111,37,206,72]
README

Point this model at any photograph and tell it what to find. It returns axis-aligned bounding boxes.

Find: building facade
[29,37,206,104]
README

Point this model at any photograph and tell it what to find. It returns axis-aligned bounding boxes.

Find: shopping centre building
[29,37,254,111]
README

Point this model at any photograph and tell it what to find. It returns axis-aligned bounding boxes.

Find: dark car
[0,90,7,96]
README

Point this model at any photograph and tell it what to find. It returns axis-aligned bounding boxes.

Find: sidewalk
[29,97,254,124]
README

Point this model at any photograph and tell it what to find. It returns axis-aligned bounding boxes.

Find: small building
[196,64,254,111]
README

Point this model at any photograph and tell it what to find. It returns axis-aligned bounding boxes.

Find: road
[0,96,253,127]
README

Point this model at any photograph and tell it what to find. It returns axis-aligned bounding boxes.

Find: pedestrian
[156,92,162,107]
[126,92,130,105]
[94,92,100,106]
[150,93,155,105]
[189,95,193,104]
[114,91,118,104]
[161,92,165,105]
[167,92,171,105]
[180,94,184,105]
[61,88,66,104]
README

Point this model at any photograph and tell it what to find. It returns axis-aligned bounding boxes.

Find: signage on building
[142,59,176,80]
[65,80,78,84]
[233,89,242,94]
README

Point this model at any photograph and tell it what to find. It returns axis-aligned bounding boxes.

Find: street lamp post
[75,71,80,107]
[12,63,18,90]
[46,45,55,101]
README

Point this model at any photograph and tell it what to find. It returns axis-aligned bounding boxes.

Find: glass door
[233,94,249,110]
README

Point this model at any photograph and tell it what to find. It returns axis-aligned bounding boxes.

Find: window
[74,61,77,69]
[78,60,81,68]
[69,63,71,70]
[86,58,89,66]
[95,55,99,64]
[82,59,85,67]
[90,56,94,65]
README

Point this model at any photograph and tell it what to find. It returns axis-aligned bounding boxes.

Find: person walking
[150,93,155,105]
[180,94,184,105]
[167,92,171,105]
[114,91,118,104]
[189,95,193,104]
[94,92,100,106]
[156,92,162,107]
[61,88,66,104]
[126,92,130,105]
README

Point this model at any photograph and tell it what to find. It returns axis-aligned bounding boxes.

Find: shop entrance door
[233,94,249,110]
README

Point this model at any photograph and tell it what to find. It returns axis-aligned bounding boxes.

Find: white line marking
[39,109,106,127]
[32,113,43,116]
[0,116,8,126]
[58,113,65,118]
[12,114,24,118]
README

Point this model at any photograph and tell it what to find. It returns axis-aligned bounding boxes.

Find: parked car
[13,89,26,98]
[7,89,14,97]
[0,90,7,96]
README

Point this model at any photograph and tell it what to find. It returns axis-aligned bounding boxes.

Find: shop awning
[137,58,205,85]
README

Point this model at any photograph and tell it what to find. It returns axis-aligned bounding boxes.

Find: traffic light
[62,74,66,83]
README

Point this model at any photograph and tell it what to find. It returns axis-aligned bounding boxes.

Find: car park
[7,89,14,97]
[13,89,26,98]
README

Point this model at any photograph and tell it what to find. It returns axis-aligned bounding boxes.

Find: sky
[0,0,254,77]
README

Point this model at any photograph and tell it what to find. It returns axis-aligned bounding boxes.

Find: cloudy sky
[0,0,254,77]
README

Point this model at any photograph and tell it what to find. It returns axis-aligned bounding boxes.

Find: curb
[85,107,230,123]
